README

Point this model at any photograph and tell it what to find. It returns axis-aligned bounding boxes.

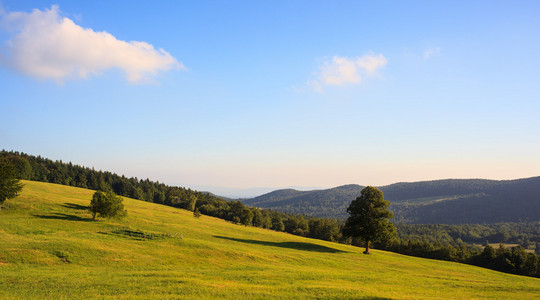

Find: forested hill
[242,177,540,224]
[243,185,364,219]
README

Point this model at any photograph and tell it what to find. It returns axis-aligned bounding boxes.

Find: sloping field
[1,181,539,299]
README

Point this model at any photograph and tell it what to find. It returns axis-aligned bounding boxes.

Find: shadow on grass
[33,213,94,222]
[61,203,88,211]
[213,236,347,253]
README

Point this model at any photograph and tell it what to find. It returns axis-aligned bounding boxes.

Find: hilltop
[242,177,540,223]
[0,181,539,299]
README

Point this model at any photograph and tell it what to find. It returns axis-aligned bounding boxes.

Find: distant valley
[241,177,540,224]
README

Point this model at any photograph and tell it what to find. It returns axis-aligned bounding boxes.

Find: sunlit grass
[0,181,539,299]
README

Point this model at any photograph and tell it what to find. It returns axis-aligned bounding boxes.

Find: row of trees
[197,199,343,241]
[395,223,540,252]
[0,150,342,242]
[472,244,539,276]
[2,150,539,277]
[375,240,540,277]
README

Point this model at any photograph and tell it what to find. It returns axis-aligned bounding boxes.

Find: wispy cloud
[307,54,387,92]
[423,47,441,59]
[0,5,183,84]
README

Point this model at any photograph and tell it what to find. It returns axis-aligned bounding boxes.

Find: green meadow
[1,181,539,299]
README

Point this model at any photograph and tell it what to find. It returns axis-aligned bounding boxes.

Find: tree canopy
[89,190,126,222]
[0,159,24,209]
[342,186,396,254]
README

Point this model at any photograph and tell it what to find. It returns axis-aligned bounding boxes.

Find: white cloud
[309,54,387,92]
[0,5,183,83]
[423,47,441,59]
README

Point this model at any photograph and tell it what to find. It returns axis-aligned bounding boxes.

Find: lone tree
[89,191,106,220]
[89,190,126,222]
[342,186,396,254]
[0,159,24,210]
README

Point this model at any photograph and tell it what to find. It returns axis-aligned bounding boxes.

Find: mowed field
[1,181,539,299]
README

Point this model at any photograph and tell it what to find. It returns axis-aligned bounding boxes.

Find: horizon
[194,173,540,198]
[5,148,539,198]
[1,1,539,192]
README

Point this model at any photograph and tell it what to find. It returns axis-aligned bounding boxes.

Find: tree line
[395,223,540,251]
[375,240,539,277]
[1,150,539,278]
[0,150,342,242]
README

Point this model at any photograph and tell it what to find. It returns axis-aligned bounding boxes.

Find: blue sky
[1,1,539,197]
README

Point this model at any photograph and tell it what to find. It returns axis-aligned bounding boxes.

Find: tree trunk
[364,240,370,254]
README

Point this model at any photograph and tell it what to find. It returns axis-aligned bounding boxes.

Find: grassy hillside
[242,177,540,223]
[1,181,539,299]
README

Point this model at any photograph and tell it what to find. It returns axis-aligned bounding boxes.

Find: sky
[1,1,539,197]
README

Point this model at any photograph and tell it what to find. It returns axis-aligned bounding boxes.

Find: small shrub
[52,251,70,263]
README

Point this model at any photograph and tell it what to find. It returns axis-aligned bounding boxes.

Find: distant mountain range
[194,185,323,199]
[241,177,540,224]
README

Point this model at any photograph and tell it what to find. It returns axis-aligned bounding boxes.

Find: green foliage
[186,195,197,211]
[52,250,71,263]
[240,208,254,226]
[271,216,285,231]
[395,222,540,249]
[0,158,24,208]
[308,218,340,241]
[193,207,201,218]
[343,186,396,254]
[7,156,32,179]
[468,244,540,276]
[378,239,476,263]
[251,209,270,228]
[89,190,106,220]
[89,190,126,222]
[284,216,309,236]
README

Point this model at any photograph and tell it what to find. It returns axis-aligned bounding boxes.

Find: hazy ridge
[241,177,540,223]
